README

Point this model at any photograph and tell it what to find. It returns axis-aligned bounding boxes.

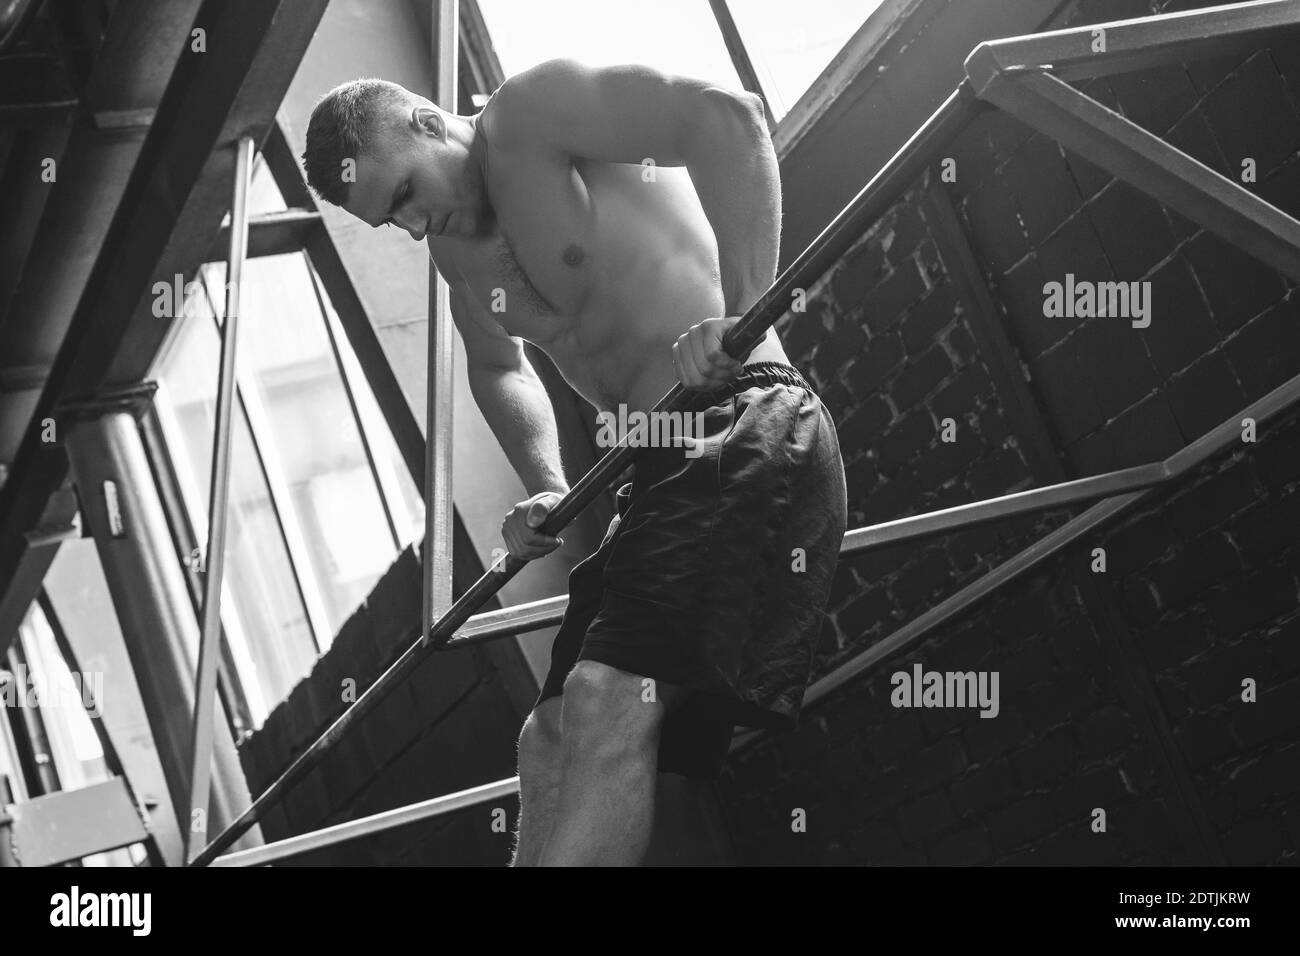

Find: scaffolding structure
[7,1,1295,868]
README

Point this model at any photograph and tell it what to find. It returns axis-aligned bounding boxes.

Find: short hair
[302,78,412,206]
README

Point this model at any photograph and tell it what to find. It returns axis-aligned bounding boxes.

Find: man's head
[302,78,487,241]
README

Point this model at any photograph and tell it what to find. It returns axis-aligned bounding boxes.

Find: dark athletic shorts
[534,362,848,779]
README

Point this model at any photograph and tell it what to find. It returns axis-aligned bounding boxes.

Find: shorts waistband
[706,361,814,401]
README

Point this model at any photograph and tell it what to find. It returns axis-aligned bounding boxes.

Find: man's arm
[491,59,780,316]
[446,277,569,496]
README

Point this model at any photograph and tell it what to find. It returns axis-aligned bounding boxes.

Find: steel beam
[424,0,458,635]
[964,0,1300,85]
[59,385,261,853]
[212,775,519,866]
[207,209,323,261]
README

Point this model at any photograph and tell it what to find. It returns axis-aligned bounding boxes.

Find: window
[726,0,888,120]
[149,162,423,726]
[153,299,317,724]
[10,602,146,866]
[478,0,745,89]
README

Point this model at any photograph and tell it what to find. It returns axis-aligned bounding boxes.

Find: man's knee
[559,661,664,756]
[517,700,563,780]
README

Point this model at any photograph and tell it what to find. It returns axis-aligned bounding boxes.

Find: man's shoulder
[482,58,585,154]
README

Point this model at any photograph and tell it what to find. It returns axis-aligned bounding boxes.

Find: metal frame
[423,0,458,646]
[185,135,255,864]
[188,0,1300,867]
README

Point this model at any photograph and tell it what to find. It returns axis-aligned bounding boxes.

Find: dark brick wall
[718,0,1300,865]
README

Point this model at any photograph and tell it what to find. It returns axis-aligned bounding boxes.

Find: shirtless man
[303,59,847,866]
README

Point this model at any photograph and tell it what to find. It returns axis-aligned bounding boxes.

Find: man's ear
[411,105,443,137]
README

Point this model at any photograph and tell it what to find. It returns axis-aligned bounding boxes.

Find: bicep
[493,58,744,166]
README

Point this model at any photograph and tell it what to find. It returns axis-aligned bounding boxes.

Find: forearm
[687,91,781,318]
[469,357,569,496]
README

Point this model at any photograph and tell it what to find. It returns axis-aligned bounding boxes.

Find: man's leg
[511,696,564,867]
[538,661,672,866]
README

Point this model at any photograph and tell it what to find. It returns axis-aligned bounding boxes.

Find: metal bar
[964,0,1300,85]
[974,69,1300,283]
[442,462,1166,651]
[212,776,520,867]
[707,0,777,132]
[443,594,568,647]
[186,135,255,864]
[185,84,993,868]
[735,366,1300,750]
[307,259,403,551]
[208,209,323,261]
[423,0,458,640]
[842,462,1167,552]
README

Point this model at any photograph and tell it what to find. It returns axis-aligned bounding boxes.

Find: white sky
[477,0,888,120]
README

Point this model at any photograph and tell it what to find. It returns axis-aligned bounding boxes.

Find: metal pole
[423,0,458,647]
[188,85,980,867]
[707,0,776,132]
[213,776,519,866]
[185,135,255,863]
[963,0,1300,83]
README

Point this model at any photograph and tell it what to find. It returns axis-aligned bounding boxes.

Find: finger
[672,340,690,388]
[526,499,550,528]
[510,534,561,559]
[702,322,742,373]
[686,329,726,385]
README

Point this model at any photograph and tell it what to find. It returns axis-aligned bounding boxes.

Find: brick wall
[717,0,1300,865]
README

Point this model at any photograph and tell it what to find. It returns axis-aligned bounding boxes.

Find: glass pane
[727,0,889,118]
[203,255,402,634]
[16,603,105,791]
[219,157,286,229]
[0,674,31,802]
[250,157,287,214]
[153,287,317,723]
[478,0,745,89]
[314,265,425,546]
[12,604,140,866]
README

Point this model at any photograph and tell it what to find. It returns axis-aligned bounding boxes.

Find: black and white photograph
[0,0,1296,927]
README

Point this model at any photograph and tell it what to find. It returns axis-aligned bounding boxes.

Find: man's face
[343,104,483,242]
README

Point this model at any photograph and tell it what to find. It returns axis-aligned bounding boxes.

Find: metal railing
[193,0,1300,866]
